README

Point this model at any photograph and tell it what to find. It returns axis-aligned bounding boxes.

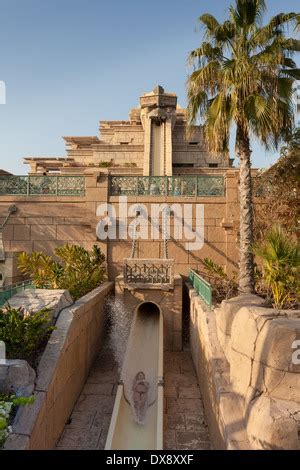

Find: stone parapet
[115,274,182,351]
[188,285,300,450]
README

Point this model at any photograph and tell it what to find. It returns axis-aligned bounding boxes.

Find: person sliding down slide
[132,371,149,423]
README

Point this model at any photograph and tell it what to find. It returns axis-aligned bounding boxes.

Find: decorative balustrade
[189,269,213,309]
[0,175,85,196]
[124,258,174,288]
[109,175,225,197]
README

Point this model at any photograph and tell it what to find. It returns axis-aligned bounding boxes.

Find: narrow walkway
[163,351,211,450]
[55,348,118,450]
[55,349,211,450]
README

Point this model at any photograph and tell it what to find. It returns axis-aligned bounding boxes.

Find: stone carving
[109,175,225,197]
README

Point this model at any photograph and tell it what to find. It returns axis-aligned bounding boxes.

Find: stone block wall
[115,274,182,351]
[107,170,240,280]
[4,282,114,450]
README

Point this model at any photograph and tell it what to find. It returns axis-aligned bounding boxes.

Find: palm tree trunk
[237,127,255,294]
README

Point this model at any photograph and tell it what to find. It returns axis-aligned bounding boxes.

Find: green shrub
[98,161,113,168]
[254,226,300,309]
[0,394,34,447]
[17,244,106,301]
[0,306,54,363]
[17,252,62,288]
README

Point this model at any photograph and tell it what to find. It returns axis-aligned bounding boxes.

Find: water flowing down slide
[105,302,163,450]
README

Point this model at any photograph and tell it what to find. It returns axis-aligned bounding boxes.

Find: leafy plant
[254,226,300,309]
[0,306,54,363]
[202,258,238,302]
[17,244,106,301]
[54,244,106,299]
[0,394,34,447]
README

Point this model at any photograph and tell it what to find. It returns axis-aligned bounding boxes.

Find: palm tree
[187,0,300,293]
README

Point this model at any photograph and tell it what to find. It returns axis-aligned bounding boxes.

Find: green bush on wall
[0,305,54,365]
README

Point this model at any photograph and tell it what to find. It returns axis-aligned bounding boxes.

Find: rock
[6,289,73,323]
[0,359,36,396]
[230,349,253,397]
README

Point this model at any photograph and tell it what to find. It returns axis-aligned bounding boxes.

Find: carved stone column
[140,86,177,176]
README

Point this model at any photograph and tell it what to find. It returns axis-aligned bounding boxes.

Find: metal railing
[0,175,85,196]
[124,258,174,288]
[189,269,213,309]
[109,175,225,197]
[0,280,34,307]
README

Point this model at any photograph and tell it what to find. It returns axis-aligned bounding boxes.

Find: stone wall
[107,170,240,280]
[0,170,240,285]
[4,282,114,450]
[115,274,182,351]
[188,285,300,450]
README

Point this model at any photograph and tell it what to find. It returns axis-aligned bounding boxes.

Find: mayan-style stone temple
[1,86,299,452]
[24,86,232,175]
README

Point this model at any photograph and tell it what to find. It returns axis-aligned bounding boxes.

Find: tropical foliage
[17,244,106,300]
[187,0,300,293]
[254,226,300,309]
[0,306,54,364]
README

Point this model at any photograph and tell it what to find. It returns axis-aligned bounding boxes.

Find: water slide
[105,302,164,450]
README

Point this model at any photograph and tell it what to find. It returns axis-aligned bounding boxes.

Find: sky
[0,0,299,174]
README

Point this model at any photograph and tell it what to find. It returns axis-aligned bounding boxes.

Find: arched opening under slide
[137,301,160,317]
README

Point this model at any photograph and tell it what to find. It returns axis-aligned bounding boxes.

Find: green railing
[0,280,34,307]
[189,269,213,309]
[0,175,85,196]
[109,175,225,197]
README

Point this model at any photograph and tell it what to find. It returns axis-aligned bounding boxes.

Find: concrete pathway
[55,348,211,450]
[163,350,211,450]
